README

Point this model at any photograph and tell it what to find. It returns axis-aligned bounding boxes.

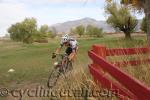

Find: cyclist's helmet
[61,34,69,43]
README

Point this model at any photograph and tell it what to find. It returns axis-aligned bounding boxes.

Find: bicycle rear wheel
[47,67,60,88]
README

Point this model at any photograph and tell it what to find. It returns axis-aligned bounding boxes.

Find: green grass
[0,35,149,100]
[0,36,148,84]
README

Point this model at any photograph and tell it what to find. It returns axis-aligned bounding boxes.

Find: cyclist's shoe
[52,53,56,59]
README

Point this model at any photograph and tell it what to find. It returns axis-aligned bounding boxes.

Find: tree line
[7,18,104,44]
[71,25,104,37]
[8,18,56,43]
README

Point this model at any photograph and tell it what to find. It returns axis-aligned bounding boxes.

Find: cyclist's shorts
[65,47,77,55]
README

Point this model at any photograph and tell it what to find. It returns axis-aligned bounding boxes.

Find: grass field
[0,34,150,100]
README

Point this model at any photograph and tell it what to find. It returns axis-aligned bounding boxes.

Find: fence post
[92,45,107,59]
[92,45,107,83]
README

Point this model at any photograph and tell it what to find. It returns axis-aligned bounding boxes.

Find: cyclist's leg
[60,47,72,72]
[65,47,73,70]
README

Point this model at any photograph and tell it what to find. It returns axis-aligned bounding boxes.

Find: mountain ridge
[49,17,141,34]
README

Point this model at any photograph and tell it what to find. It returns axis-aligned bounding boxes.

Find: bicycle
[47,53,73,88]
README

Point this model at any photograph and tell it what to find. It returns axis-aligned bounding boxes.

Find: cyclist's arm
[55,44,63,54]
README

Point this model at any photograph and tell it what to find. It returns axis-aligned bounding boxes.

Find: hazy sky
[0,0,144,37]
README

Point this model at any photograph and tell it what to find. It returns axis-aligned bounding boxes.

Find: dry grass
[107,52,150,86]
[47,65,118,100]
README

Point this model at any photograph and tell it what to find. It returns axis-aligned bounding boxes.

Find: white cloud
[27,2,105,26]
[0,2,31,36]
[0,0,144,37]
[0,0,105,37]
[1,0,99,4]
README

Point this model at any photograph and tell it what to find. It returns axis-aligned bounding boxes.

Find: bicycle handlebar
[52,53,68,59]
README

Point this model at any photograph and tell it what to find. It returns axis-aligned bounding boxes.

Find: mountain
[49,17,141,34]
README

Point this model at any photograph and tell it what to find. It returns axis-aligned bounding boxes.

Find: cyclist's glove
[52,53,56,59]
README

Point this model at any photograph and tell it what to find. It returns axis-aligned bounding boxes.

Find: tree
[39,24,49,34]
[86,25,103,37]
[4,34,9,38]
[38,24,51,38]
[94,27,103,37]
[141,17,147,33]
[120,0,150,45]
[34,25,56,40]
[8,18,37,43]
[74,25,85,37]
[70,28,76,35]
[86,25,93,36]
[49,27,57,38]
[105,2,138,39]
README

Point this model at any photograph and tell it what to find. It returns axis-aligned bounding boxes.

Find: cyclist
[52,34,78,61]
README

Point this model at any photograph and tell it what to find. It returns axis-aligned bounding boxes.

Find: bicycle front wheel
[47,67,60,88]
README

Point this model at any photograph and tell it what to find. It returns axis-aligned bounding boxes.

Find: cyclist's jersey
[60,38,78,50]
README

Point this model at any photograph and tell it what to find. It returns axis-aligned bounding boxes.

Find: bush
[86,25,103,37]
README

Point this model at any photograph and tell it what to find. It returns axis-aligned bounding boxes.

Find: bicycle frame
[53,54,68,69]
